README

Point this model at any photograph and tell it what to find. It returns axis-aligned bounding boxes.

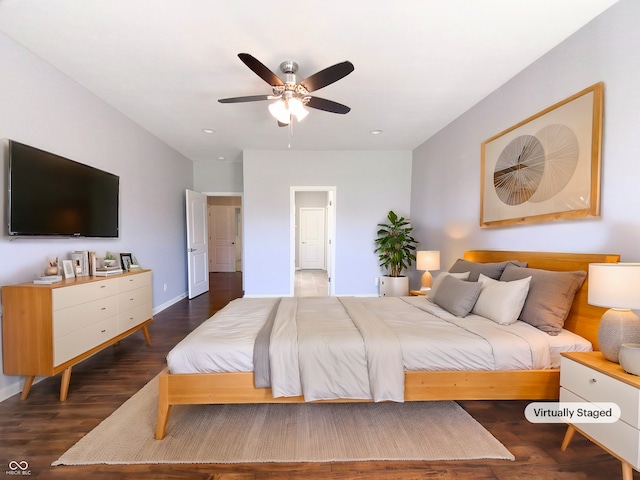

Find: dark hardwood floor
[0,272,635,479]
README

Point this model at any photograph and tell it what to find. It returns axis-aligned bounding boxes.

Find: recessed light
[370,129,383,135]
[202,128,215,134]
[218,156,225,161]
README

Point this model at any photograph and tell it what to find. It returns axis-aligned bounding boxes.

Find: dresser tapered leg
[20,375,35,400]
[60,367,72,401]
[560,424,576,451]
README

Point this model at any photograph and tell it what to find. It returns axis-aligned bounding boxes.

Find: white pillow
[472,273,532,325]
[427,271,470,301]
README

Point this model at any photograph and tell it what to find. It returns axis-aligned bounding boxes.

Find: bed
[156,250,619,439]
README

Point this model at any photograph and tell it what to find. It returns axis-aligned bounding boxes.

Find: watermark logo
[6,461,30,476]
[525,402,620,423]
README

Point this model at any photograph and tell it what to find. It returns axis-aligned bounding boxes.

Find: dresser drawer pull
[101,329,106,333]
[101,307,106,310]
[100,285,106,288]
[589,378,597,383]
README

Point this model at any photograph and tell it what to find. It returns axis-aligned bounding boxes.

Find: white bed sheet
[167,297,276,374]
[166,296,592,377]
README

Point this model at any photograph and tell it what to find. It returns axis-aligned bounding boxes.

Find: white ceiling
[0,0,619,164]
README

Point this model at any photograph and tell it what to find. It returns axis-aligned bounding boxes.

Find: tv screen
[7,140,119,237]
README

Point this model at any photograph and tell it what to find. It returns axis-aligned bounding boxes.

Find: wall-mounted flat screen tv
[7,140,119,237]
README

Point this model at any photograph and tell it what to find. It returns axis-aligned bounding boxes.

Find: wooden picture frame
[480,82,603,227]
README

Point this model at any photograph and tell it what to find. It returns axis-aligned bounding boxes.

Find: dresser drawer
[118,271,151,292]
[53,296,118,338]
[117,302,152,333]
[117,286,152,313]
[561,387,640,467]
[561,356,640,428]
[53,280,116,310]
[54,316,117,366]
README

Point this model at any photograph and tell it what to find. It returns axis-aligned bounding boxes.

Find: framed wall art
[480,82,603,227]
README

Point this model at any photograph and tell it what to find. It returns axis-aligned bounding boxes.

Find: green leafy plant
[374,210,418,277]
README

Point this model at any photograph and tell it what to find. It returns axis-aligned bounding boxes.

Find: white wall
[0,33,194,399]
[410,0,640,287]
[243,150,412,296]
[193,159,243,193]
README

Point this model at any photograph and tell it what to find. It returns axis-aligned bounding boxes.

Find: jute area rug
[53,375,514,465]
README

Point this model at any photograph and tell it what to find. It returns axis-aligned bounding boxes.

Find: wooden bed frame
[156,250,619,439]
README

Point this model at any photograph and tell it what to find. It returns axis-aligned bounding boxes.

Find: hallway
[294,269,328,297]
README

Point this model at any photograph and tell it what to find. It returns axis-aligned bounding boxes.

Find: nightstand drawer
[561,357,640,428]
[561,387,640,467]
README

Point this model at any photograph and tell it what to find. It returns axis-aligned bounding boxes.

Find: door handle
[188,248,197,253]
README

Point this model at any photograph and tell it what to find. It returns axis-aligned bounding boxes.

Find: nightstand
[560,351,640,480]
[410,290,427,296]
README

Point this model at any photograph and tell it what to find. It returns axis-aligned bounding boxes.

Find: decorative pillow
[427,271,470,301]
[472,274,532,325]
[433,274,482,317]
[448,258,528,282]
[500,264,587,335]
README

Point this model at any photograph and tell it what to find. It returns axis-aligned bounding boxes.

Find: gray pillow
[448,258,528,282]
[433,274,482,317]
[500,264,586,335]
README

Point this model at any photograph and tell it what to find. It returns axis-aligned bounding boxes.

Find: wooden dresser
[2,270,153,400]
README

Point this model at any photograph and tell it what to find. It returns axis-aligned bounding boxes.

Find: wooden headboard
[463,250,620,350]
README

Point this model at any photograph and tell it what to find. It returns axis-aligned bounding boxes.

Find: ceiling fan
[218,53,354,126]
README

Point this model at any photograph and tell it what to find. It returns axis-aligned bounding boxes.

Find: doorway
[207,195,243,272]
[291,187,336,296]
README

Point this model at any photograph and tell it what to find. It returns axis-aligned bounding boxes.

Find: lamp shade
[416,251,440,271]
[588,263,640,309]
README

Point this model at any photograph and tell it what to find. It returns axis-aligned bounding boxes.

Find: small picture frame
[62,260,75,279]
[120,252,133,271]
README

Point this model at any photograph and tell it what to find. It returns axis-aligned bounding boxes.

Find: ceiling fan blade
[300,61,354,92]
[238,53,284,86]
[306,96,351,114]
[218,95,272,104]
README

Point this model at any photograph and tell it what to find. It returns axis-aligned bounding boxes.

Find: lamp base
[421,271,433,290]
[598,309,640,363]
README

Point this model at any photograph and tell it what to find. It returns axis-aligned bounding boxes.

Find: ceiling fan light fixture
[268,100,291,124]
[288,97,309,122]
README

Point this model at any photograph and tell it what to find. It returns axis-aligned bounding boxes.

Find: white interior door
[186,189,209,299]
[300,207,325,269]
[209,205,236,272]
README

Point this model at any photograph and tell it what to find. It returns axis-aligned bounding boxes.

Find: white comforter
[166,296,592,402]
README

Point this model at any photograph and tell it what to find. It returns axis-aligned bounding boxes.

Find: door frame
[202,191,244,279]
[290,186,336,296]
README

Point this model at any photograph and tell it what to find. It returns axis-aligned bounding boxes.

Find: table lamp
[416,250,440,291]
[588,263,640,363]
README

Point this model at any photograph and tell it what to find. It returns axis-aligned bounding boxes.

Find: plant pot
[379,276,409,297]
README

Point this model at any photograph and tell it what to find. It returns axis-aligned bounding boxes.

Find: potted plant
[374,210,418,296]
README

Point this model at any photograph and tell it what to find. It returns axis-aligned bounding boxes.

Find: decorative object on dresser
[588,262,640,362]
[416,250,440,291]
[1,270,153,401]
[560,351,640,480]
[374,210,418,296]
[619,344,640,376]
